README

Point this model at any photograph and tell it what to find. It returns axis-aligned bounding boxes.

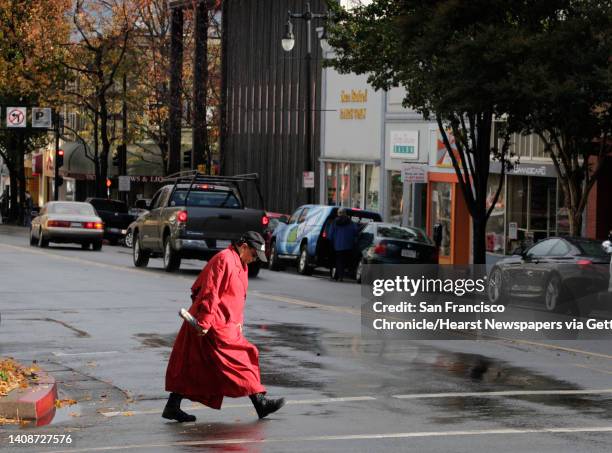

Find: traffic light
[56,149,64,168]
[183,150,192,169]
[112,151,120,167]
[56,176,64,187]
[106,178,112,188]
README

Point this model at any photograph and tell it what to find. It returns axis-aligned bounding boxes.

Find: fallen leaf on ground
[55,399,78,408]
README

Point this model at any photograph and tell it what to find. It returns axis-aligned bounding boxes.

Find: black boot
[249,393,286,419]
[162,392,196,423]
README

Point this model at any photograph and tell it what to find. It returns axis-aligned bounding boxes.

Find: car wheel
[133,232,149,267]
[355,260,364,284]
[163,235,181,272]
[81,242,91,250]
[38,228,49,248]
[487,267,507,305]
[29,228,37,246]
[124,230,133,248]
[297,245,312,276]
[92,240,103,251]
[248,261,261,278]
[268,242,281,271]
[544,275,566,313]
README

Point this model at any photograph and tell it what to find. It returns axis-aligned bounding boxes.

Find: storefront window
[430,182,451,257]
[388,171,403,224]
[350,164,362,208]
[486,174,505,253]
[365,165,380,212]
[326,163,337,205]
[530,178,556,242]
[340,163,350,206]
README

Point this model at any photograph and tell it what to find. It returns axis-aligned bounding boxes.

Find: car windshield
[575,240,610,258]
[170,190,241,208]
[49,203,96,216]
[89,199,128,213]
[377,225,432,244]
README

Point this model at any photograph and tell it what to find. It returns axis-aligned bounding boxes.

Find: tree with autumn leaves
[0,0,71,222]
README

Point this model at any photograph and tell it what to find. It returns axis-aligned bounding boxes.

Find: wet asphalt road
[1,224,612,452]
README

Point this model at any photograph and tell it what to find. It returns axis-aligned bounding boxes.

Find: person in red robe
[163,231,285,422]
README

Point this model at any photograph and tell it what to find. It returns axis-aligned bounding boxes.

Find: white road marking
[42,426,612,453]
[393,388,612,399]
[100,396,377,417]
[53,351,120,357]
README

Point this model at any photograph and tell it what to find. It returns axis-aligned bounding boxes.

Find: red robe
[165,246,266,409]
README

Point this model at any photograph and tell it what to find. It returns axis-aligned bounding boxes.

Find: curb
[0,371,57,422]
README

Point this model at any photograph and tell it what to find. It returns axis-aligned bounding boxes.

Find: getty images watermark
[360,265,612,340]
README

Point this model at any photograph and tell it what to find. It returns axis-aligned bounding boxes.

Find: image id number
[9,434,73,445]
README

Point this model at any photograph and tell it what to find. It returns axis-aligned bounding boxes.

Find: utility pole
[53,111,61,201]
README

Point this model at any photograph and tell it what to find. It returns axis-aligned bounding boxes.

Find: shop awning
[319,157,381,165]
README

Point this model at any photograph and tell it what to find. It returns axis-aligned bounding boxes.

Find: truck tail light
[177,210,188,223]
[262,215,269,226]
[47,220,71,228]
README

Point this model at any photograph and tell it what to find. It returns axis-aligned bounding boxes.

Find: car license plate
[217,240,231,248]
[70,222,82,228]
[108,228,121,233]
[402,249,417,258]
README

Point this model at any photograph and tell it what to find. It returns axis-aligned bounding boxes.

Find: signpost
[118,175,131,192]
[6,107,27,128]
[401,163,428,184]
[303,171,315,189]
[32,108,52,128]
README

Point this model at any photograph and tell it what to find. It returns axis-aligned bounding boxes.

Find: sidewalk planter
[0,371,57,423]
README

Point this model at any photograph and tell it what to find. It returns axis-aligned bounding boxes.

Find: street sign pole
[54,110,61,201]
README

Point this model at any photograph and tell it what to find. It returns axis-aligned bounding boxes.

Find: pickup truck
[131,172,268,277]
[86,198,136,244]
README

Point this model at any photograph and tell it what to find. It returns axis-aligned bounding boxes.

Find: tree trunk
[193,0,209,171]
[568,211,583,237]
[17,136,26,226]
[472,212,487,265]
[8,169,17,222]
[168,7,184,175]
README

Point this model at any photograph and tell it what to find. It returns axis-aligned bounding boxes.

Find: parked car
[30,201,104,250]
[269,205,382,275]
[86,198,136,245]
[487,237,610,314]
[264,212,289,261]
[354,223,439,283]
[131,172,268,276]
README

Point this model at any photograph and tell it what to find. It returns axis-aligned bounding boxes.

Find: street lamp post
[282,2,328,205]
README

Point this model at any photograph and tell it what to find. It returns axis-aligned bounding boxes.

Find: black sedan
[355,223,439,283]
[487,237,610,314]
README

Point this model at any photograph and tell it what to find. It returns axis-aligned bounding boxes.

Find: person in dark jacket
[328,208,358,282]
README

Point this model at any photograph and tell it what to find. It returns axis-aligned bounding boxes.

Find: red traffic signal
[56,149,64,168]
[106,178,112,188]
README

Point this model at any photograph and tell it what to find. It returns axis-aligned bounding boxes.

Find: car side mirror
[432,223,443,248]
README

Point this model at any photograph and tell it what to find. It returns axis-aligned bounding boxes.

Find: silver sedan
[30,201,105,250]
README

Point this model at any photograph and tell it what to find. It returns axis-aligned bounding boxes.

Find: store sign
[401,163,428,183]
[339,89,367,120]
[391,130,419,159]
[489,161,558,178]
[303,171,315,188]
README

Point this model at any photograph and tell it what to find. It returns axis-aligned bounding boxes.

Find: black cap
[240,231,267,262]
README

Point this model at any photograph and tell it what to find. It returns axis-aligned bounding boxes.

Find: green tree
[516,1,612,236]
[327,0,559,263]
[0,0,70,222]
